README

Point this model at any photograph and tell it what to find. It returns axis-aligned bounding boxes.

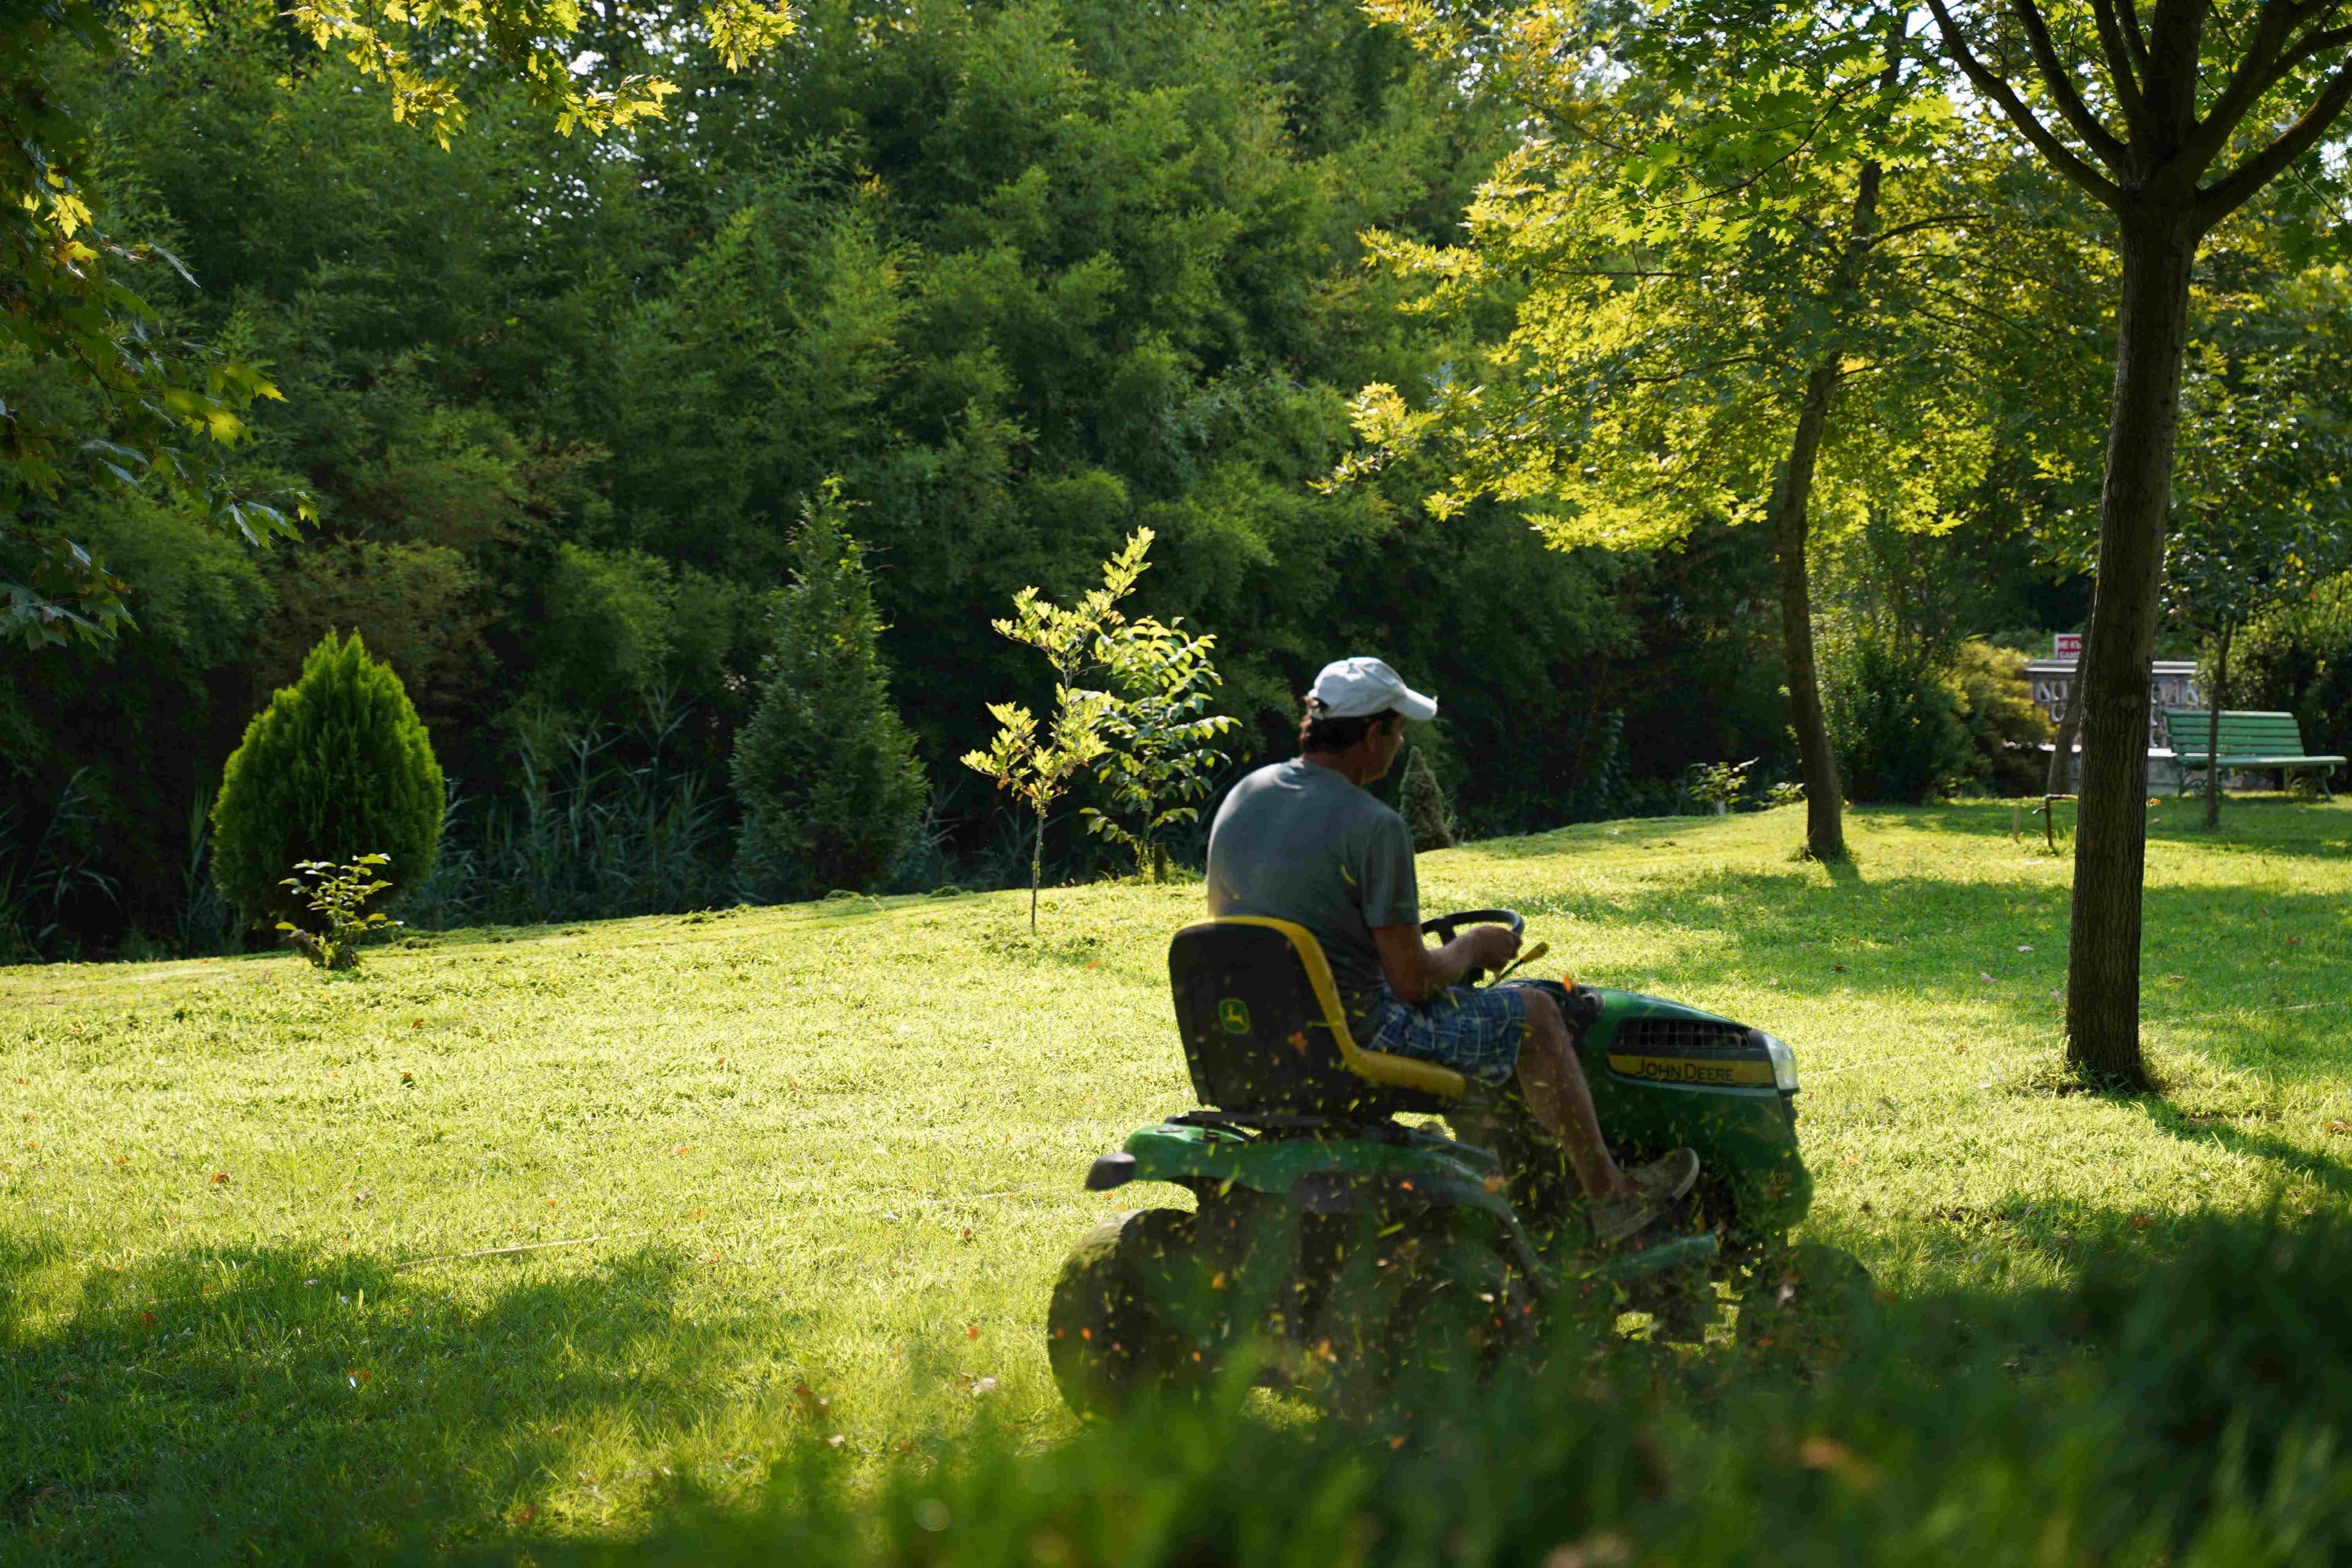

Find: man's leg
[1510,987,1638,1205]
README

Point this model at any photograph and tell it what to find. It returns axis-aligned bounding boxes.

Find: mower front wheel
[1736,1242,1877,1357]
[1047,1208,1211,1416]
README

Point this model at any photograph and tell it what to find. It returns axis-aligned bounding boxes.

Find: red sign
[2054,633,2083,658]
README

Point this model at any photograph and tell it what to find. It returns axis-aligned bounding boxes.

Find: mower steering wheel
[1420,909,1528,986]
[1419,908,1525,943]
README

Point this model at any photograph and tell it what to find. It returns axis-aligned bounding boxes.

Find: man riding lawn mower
[1047,658,1868,1415]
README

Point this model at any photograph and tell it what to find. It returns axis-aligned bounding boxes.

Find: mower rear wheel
[1047,1208,1210,1416]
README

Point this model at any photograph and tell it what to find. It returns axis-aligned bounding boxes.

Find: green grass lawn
[4,799,2348,1561]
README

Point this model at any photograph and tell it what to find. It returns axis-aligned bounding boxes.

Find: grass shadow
[2139,1104,2352,1204]
[0,1236,745,1564]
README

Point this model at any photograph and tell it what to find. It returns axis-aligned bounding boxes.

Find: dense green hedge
[546,1212,2352,1567]
[210,631,444,927]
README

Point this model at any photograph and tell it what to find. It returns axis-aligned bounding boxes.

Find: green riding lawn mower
[1046,910,1873,1415]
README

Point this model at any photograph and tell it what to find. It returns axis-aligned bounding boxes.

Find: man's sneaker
[1588,1148,1702,1246]
[1628,1147,1700,1202]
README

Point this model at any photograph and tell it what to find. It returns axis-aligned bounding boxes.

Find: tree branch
[1615,353,1774,387]
[1528,266,1713,284]
[1610,77,1883,214]
[2195,54,2352,224]
[2263,17,2352,88]
[2143,0,2212,131]
[2184,0,2307,167]
[1857,211,1988,249]
[2086,0,2153,136]
[2284,0,2351,33]
[1925,0,2126,205]
[2120,0,2154,75]
[2012,0,2135,165]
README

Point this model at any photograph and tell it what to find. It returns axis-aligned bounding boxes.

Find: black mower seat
[1167,918,1464,1117]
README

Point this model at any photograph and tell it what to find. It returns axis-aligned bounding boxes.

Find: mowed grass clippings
[2,799,2349,1559]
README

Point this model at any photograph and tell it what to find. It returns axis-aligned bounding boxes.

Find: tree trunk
[2204,621,2232,831]
[1771,358,1849,862]
[2046,584,2095,797]
[1765,124,1893,865]
[2065,211,2197,1088]
[1030,808,1045,932]
[2045,702,2083,795]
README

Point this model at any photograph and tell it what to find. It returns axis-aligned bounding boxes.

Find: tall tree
[1346,0,2033,860]
[0,0,792,646]
[2,0,302,645]
[1926,0,2352,1085]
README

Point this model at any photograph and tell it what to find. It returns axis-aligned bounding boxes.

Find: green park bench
[2162,709,2346,799]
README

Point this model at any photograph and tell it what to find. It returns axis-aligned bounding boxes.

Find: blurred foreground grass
[2,799,2346,1559]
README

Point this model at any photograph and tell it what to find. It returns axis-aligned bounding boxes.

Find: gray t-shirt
[1204,759,1419,1025]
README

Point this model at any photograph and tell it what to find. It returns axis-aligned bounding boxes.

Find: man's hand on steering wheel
[1457,922,1521,974]
[1378,907,1529,999]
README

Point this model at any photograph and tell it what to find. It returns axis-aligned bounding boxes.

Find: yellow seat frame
[1177,916,1468,1101]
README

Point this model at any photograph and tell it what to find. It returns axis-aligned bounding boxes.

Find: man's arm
[1373,922,1520,1004]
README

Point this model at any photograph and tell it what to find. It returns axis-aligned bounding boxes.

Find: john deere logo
[1217,997,1252,1035]
[1607,1053,1776,1088]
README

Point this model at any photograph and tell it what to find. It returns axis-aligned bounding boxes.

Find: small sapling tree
[963,695,1111,931]
[965,530,1153,927]
[1687,759,1758,817]
[277,854,402,971]
[1082,617,1239,881]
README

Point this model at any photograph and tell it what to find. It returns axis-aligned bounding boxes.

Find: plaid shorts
[1362,982,1532,1087]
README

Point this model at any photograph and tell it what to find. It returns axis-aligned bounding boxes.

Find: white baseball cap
[1307,657,1438,722]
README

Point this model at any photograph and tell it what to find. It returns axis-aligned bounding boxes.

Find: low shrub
[1954,639,2054,796]
[275,854,402,970]
[1684,756,1756,814]
[555,1212,2352,1568]
[1827,636,1973,804]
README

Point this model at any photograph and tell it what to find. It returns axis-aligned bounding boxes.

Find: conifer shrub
[1399,746,1457,850]
[733,488,927,901]
[211,631,444,928]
